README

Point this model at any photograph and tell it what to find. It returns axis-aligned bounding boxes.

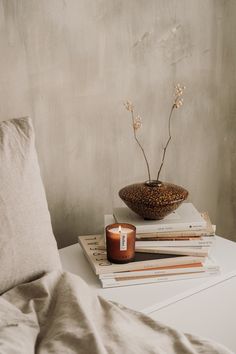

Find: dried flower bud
[173,84,185,108]
[175,98,183,108]
[124,100,134,112]
[174,84,186,98]
[133,115,142,130]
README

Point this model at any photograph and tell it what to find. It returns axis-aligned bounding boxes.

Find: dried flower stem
[124,84,185,184]
[131,110,151,182]
[156,104,174,181]
[156,84,185,181]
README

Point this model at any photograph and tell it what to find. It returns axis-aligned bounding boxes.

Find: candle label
[120,232,127,251]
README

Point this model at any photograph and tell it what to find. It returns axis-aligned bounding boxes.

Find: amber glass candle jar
[106,223,136,264]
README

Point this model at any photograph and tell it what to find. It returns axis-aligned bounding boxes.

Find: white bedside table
[59,236,236,352]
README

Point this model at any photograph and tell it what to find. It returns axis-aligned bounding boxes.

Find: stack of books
[78,203,219,288]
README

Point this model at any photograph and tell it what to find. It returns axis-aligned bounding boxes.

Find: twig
[156,105,175,181]
[131,110,151,182]
[124,85,185,184]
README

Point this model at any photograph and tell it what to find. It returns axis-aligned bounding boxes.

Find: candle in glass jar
[106,223,136,264]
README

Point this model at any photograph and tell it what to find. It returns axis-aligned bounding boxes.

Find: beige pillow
[0,117,61,294]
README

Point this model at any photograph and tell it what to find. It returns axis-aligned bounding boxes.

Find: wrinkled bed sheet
[0,271,233,354]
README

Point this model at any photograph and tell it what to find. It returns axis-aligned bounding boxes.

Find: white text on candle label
[120,232,127,251]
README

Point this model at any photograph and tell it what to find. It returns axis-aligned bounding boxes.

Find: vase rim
[144,180,162,187]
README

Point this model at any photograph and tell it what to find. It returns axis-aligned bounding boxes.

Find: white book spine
[100,270,219,288]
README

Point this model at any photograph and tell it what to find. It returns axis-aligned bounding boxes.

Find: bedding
[0,271,233,354]
[0,117,61,294]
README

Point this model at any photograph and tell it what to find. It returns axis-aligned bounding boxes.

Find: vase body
[119,181,188,220]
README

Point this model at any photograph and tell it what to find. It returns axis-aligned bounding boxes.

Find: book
[78,234,206,275]
[97,233,211,256]
[135,246,210,257]
[104,213,215,241]
[135,213,215,238]
[113,203,207,233]
[98,238,211,256]
[135,236,215,247]
[99,258,219,279]
[100,268,219,288]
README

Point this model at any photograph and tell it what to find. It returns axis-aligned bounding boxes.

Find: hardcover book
[113,203,207,233]
[78,235,205,275]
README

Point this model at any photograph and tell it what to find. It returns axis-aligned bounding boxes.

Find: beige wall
[0,0,235,248]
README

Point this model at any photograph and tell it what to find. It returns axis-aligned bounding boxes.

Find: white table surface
[150,275,236,353]
[59,236,236,352]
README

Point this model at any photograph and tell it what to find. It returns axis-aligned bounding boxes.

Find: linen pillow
[0,117,61,294]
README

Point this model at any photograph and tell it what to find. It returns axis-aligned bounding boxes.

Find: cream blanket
[0,271,233,354]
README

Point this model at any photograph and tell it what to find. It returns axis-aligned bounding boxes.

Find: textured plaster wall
[0,0,235,248]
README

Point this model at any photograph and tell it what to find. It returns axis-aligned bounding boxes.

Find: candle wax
[109,227,133,234]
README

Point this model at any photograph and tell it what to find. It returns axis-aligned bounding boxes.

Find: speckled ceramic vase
[119,180,188,220]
